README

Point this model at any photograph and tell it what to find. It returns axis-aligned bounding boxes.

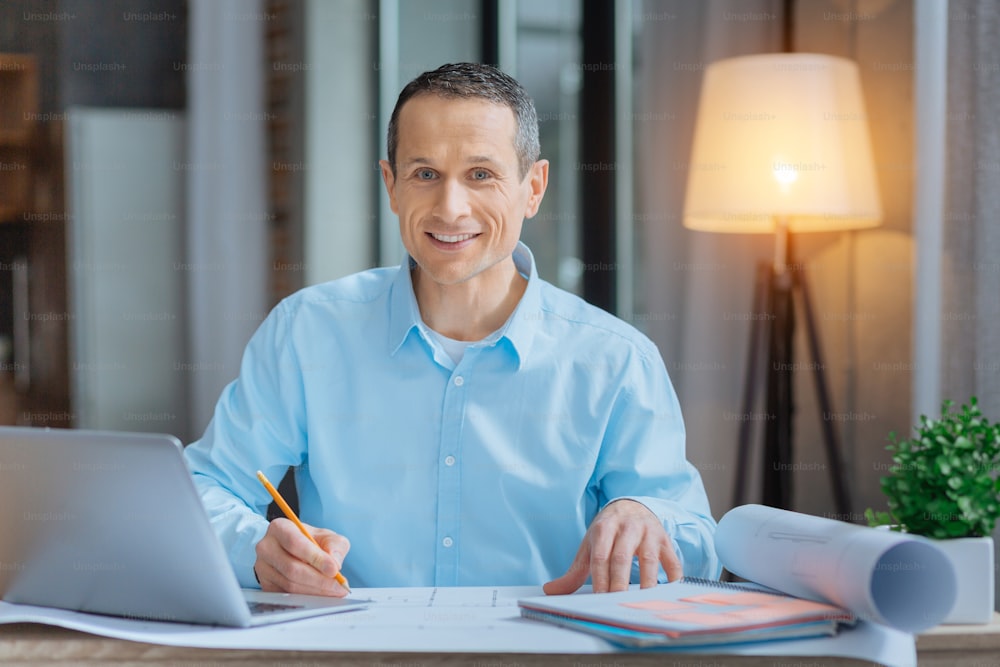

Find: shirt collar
[387,241,540,369]
[387,256,423,357]
[499,242,540,369]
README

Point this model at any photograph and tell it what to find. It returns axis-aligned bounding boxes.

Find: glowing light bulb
[773,161,799,185]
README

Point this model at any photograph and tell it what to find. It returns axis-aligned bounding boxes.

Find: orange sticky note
[656,611,743,628]
[682,591,787,606]
[620,600,692,612]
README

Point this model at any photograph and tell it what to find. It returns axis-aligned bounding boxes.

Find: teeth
[431,233,476,243]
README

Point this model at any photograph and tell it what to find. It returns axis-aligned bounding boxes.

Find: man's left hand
[543,499,683,595]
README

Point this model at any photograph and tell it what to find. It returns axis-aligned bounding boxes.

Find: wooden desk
[0,622,874,666]
[4,615,998,666]
[915,612,1000,665]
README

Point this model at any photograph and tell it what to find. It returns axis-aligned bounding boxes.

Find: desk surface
[4,618,1000,667]
[3,610,998,666]
[0,622,875,666]
[915,612,1000,665]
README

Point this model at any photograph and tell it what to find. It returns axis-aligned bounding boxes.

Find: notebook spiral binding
[679,576,749,590]
[680,576,788,597]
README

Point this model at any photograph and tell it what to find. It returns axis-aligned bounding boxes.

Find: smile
[429,233,479,243]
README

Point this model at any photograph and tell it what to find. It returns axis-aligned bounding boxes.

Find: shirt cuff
[230,517,269,589]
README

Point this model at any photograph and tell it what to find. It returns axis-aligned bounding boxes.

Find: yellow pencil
[256,470,351,592]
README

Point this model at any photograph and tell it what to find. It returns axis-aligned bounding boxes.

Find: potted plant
[866,397,1000,624]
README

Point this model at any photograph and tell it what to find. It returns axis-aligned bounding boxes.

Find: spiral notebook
[517,578,855,648]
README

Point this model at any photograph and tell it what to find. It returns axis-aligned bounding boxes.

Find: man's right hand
[253,518,351,597]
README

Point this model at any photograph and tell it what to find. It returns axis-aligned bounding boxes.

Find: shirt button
[442,537,454,548]
[453,376,464,386]
[444,455,456,466]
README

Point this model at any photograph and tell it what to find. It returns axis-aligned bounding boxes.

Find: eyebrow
[400,155,503,169]
[466,155,501,167]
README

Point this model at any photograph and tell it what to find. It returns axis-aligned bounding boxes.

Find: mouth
[426,232,481,249]
[430,232,478,243]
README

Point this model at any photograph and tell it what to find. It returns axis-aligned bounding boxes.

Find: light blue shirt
[184,242,720,589]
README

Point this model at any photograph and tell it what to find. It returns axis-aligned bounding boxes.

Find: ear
[523,159,549,219]
[379,159,399,214]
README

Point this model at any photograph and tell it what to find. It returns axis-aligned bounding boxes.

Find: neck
[413,258,527,341]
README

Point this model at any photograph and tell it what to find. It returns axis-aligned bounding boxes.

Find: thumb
[543,541,591,595]
[312,527,349,562]
[300,523,346,578]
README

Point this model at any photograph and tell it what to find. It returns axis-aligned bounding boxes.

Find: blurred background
[0,0,997,562]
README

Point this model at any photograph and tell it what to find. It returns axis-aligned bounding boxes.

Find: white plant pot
[935,535,995,624]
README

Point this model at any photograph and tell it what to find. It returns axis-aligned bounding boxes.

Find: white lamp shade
[683,53,882,233]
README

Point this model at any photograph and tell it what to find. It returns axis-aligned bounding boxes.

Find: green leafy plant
[865,397,1000,539]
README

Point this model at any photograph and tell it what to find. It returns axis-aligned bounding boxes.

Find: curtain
[941,0,1000,417]
[635,0,783,514]
[636,0,916,519]
[942,0,1000,611]
[185,0,269,438]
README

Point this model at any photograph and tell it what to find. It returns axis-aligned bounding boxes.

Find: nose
[432,178,472,224]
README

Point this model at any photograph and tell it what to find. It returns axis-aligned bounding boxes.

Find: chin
[424,268,476,287]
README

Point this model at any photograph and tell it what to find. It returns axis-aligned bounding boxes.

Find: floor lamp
[682,53,883,514]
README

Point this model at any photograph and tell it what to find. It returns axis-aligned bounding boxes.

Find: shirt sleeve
[183,301,308,588]
[593,346,722,581]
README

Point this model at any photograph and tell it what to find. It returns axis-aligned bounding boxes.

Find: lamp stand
[732,228,852,516]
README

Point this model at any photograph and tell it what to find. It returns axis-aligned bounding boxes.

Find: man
[184,63,719,598]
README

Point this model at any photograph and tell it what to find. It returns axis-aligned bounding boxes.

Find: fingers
[559,500,685,594]
[543,541,591,595]
[254,518,350,597]
[589,518,638,593]
[311,526,351,577]
[547,514,644,595]
[638,543,662,589]
[659,540,684,583]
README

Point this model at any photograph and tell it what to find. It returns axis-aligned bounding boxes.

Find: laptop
[0,426,365,626]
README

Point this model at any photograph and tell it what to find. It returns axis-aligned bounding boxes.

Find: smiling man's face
[380,94,547,290]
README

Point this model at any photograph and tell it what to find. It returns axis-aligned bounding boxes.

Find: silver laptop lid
[0,427,253,626]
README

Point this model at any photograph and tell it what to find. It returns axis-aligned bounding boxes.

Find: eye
[471,169,491,181]
[416,168,436,180]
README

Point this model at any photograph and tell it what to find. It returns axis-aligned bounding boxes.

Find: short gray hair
[387,63,540,180]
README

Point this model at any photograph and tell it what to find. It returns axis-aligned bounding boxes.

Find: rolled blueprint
[716,504,957,633]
